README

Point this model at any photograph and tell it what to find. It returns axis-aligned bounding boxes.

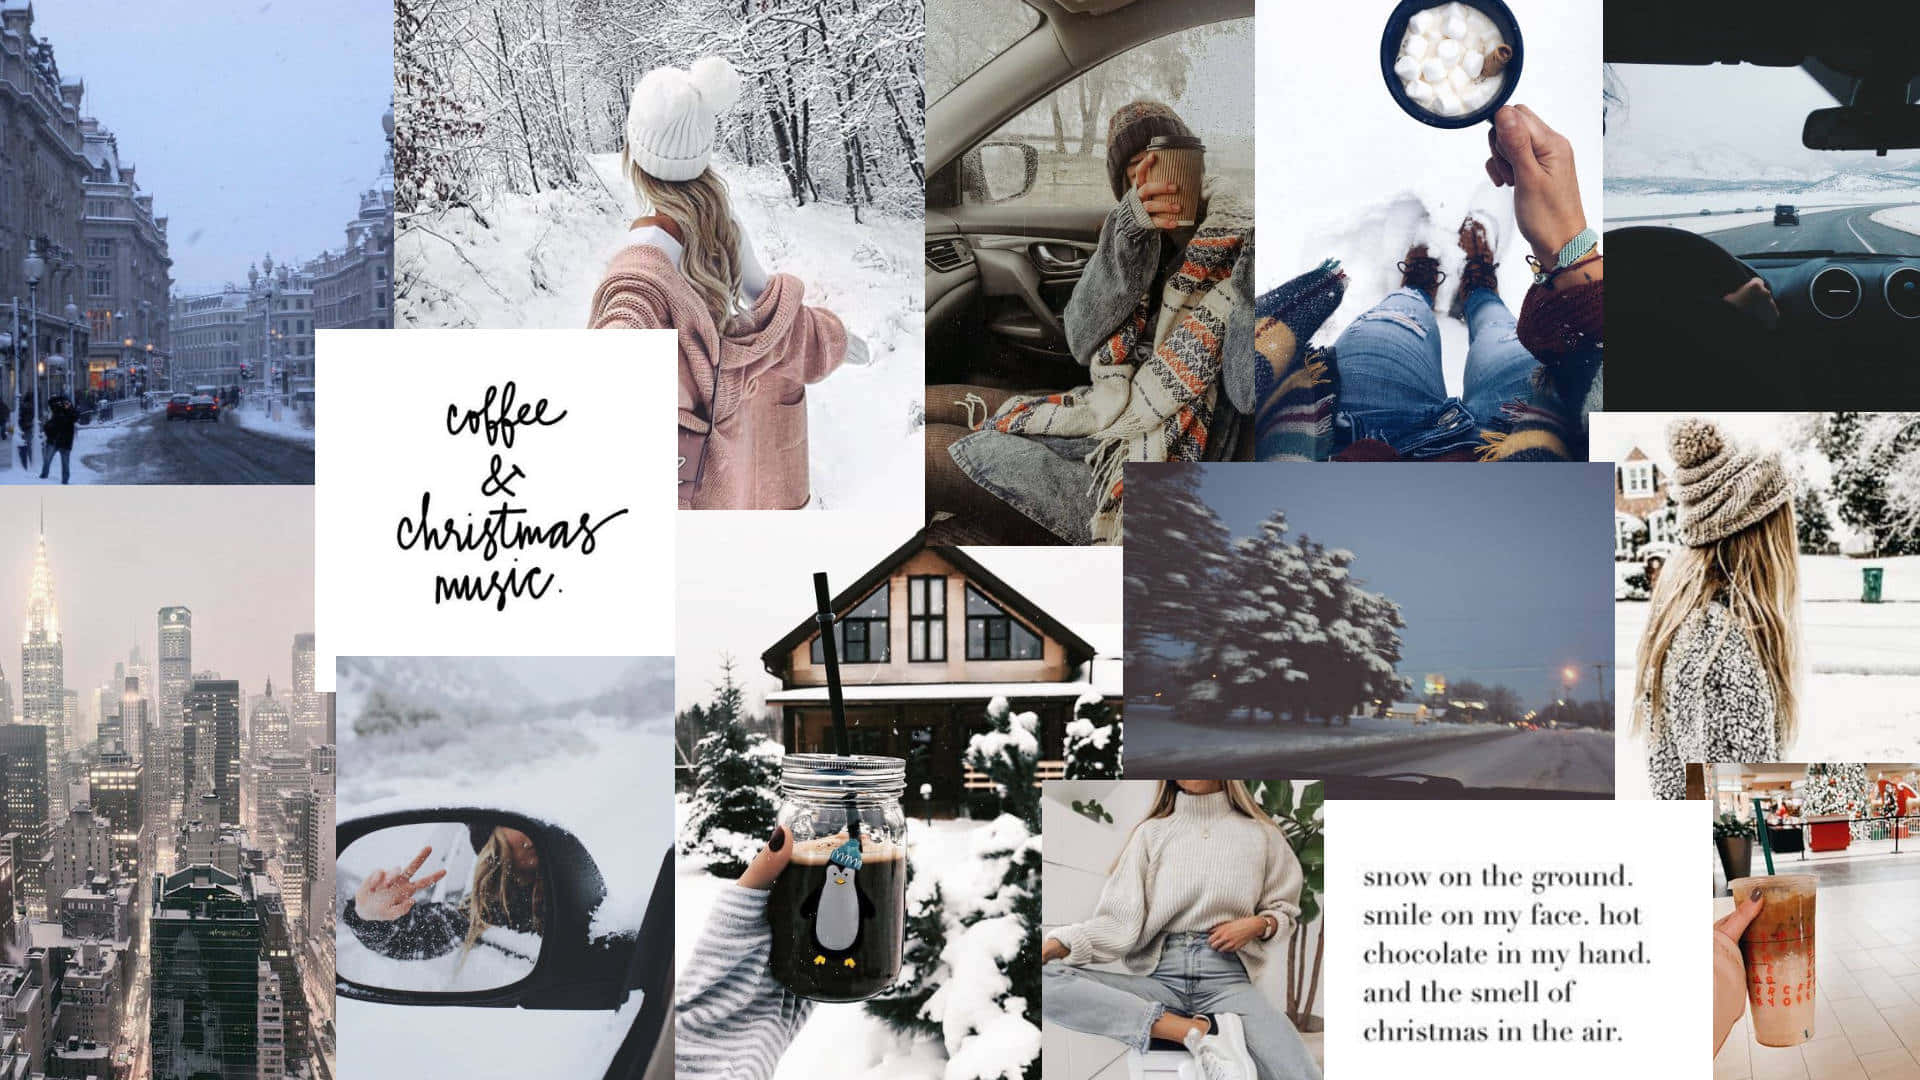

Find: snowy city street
[0,402,314,485]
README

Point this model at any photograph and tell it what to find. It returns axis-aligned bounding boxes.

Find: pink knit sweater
[589,243,848,509]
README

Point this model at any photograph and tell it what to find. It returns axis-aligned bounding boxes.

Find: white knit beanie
[1666,417,1794,548]
[625,56,742,182]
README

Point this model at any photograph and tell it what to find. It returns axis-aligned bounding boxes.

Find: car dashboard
[1743,253,1920,383]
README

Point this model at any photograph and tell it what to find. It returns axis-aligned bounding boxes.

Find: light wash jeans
[38,446,68,484]
[1042,932,1322,1080]
[1331,286,1539,458]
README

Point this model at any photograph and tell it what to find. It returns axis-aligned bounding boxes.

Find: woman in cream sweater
[1042,780,1321,1080]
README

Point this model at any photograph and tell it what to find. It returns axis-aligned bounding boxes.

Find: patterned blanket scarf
[980,208,1251,544]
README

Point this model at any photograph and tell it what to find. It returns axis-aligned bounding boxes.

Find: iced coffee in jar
[767,754,908,1002]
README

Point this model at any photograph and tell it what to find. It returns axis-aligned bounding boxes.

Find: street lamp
[23,244,43,462]
[62,297,76,401]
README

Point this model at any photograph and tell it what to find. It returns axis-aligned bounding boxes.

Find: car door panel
[928,201,1107,385]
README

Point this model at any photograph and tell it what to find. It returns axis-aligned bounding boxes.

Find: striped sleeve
[674,883,813,1080]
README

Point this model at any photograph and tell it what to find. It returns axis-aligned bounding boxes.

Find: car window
[961,18,1255,211]
[928,0,1041,102]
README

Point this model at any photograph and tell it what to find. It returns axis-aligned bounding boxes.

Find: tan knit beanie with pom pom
[1665,417,1793,547]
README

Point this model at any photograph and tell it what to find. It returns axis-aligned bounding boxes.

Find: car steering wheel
[1605,226,1794,408]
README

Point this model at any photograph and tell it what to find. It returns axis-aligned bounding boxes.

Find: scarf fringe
[956,393,989,431]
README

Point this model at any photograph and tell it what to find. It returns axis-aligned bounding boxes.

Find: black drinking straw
[813,572,860,842]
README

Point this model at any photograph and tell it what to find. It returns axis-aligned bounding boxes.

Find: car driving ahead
[1605,0,1920,408]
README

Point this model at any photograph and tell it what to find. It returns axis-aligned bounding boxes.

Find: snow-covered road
[397,153,923,513]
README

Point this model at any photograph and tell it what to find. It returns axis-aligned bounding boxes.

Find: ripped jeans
[1043,933,1323,1080]
[1330,287,1540,458]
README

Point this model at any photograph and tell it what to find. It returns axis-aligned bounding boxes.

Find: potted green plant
[1715,811,1756,883]
[1255,780,1325,1033]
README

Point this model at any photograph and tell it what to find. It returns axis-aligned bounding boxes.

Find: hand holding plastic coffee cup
[1713,886,1766,1055]
[1726,875,1817,1047]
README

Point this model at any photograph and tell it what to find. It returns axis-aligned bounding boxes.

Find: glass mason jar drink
[1728,874,1817,1047]
[768,754,908,1002]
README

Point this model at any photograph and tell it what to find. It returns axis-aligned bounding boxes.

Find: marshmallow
[1422,58,1448,83]
[1444,14,1467,38]
[1409,10,1436,34]
[1394,55,1422,82]
[1403,32,1430,60]
[1464,50,1484,78]
[1447,65,1472,93]
[1436,38,1461,63]
[1436,88,1465,114]
[1406,79,1437,105]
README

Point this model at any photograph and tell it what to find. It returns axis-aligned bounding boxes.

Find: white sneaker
[1182,1013,1256,1080]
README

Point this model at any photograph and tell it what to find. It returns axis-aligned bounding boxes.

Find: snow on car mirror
[1803,105,1920,155]
[337,820,547,995]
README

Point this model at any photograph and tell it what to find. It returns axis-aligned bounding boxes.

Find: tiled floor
[1713,875,1920,1079]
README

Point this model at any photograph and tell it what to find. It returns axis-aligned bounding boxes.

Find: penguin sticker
[800,837,874,969]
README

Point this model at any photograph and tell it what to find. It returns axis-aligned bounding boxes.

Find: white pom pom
[1421,58,1448,83]
[1394,55,1421,82]
[688,56,741,113]
[1436,38,1461,64]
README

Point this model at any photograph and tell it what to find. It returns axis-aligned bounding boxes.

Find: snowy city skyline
[0,489,314,737]
[29,0,393,293]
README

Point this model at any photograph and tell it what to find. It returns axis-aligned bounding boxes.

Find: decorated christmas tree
[1802,762,1872,839]
[679,659,781,876]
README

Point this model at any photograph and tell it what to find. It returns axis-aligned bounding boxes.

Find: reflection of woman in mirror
[343,825,546,970]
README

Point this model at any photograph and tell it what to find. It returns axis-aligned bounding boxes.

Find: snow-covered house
[1615,447,1679,559]
[761,533,1121,817]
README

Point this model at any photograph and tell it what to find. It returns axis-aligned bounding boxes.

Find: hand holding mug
[1485,105,1588,267]
[1130,151,1186,230]
[355,845,448,922]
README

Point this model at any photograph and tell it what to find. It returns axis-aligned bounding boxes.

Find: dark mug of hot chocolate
[768,833,907,1001]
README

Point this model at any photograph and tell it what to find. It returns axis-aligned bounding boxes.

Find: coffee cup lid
[1144,134,1205,152]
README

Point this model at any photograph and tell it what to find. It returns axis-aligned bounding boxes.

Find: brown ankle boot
[1397,244,1445,304]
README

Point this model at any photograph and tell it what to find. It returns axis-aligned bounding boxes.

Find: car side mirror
[336,808,633,1010]
[959,141,1039,204]
[1803,105,1920,155]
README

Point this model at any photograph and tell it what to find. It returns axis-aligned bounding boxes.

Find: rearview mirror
[336,808,636,1010]
[960,141,1039,204]
[338,820,546,994]
[1803,105,1920,154]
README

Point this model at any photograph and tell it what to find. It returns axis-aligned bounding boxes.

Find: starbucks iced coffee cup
[1728,874,1817,1047]
[1142,135,1205,227]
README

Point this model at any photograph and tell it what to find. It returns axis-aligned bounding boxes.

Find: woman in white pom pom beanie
[590,56,869,510]
[1632,417,1802,800]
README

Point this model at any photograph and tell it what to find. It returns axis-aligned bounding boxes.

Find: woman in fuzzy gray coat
[1634,418,1802,800]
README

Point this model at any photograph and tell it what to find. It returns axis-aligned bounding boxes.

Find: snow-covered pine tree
[1803,763,1872,840]
[680,658,780,877]
[1124,464,1234,650]
[1063,694,1122,779]
[869,698,1043,1080]
[1795,482,1833,554]
[1820,413,1920,556]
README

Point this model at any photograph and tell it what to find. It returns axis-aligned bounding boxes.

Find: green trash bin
[1864,566,1885,603]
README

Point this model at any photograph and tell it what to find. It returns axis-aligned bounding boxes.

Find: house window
[1621,462,1655,498]
[909,576,946,662]
[811,582,889,664]
[85,238,113,258]
[1615,516,1637,557]
[87,268,111,297]
[966,585,1043,661]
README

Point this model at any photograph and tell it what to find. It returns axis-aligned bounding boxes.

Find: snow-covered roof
[766,679,1119,705]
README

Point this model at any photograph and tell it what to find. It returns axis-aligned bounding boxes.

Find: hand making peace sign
[355,846,449,922]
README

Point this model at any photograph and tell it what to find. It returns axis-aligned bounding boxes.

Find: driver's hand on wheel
[1486,105,1588,269]
[1128,152,1185,230]
[354,845,448,922]
[1724,277,1781,331]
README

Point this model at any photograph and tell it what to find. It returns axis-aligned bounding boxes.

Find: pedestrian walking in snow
[38,396,76,484]
[1041,780,1321,1080]
[14,397,32,471]
[1633,417,1802,800]
[589,56,871,511]
[926,100,1262,545]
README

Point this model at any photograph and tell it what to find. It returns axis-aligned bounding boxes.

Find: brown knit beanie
[1666,417,1793,547]
[1105,101,1195,199]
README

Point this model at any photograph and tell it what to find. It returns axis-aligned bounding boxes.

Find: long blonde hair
[1111,780,1283,871]
[624,150,745,332]
[457,827,546,971]
[1633,502,1801,748]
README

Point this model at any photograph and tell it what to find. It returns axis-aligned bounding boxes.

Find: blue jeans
[1043,932,1322,1080]
[38,446,67,484]
[1330,287,1540,457]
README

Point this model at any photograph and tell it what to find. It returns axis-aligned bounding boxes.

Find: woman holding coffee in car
[1042,780,1321,1080]
[344,825,546,970]
[589,56,870,511]
[925,100,1264,545]
[1634,418,1802,800]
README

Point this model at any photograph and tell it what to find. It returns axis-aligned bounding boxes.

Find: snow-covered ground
[1614,602,1920,798]
[1257,0,1602,392]
[338,659,674,1079]
[397,153,923,512]
[0,418,138,485]
[1802,555,1920,605]
[675,809,982,1080]
[1122,703,1492,772]
[1605,191,1893,228]
[230,399,316,445]
[1872,205,1920,237]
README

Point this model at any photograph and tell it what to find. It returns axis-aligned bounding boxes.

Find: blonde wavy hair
[456,827,546,973]
[1111,780,1283,871]
[1632,502,1801,749]
[624,150,746,332]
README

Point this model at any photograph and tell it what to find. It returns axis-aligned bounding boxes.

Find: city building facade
[78,117,169,396]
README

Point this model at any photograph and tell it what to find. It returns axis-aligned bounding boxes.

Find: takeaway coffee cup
[1141,135,1205,228]
[767,754,908,1001]
[1727,874,1818,1047]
